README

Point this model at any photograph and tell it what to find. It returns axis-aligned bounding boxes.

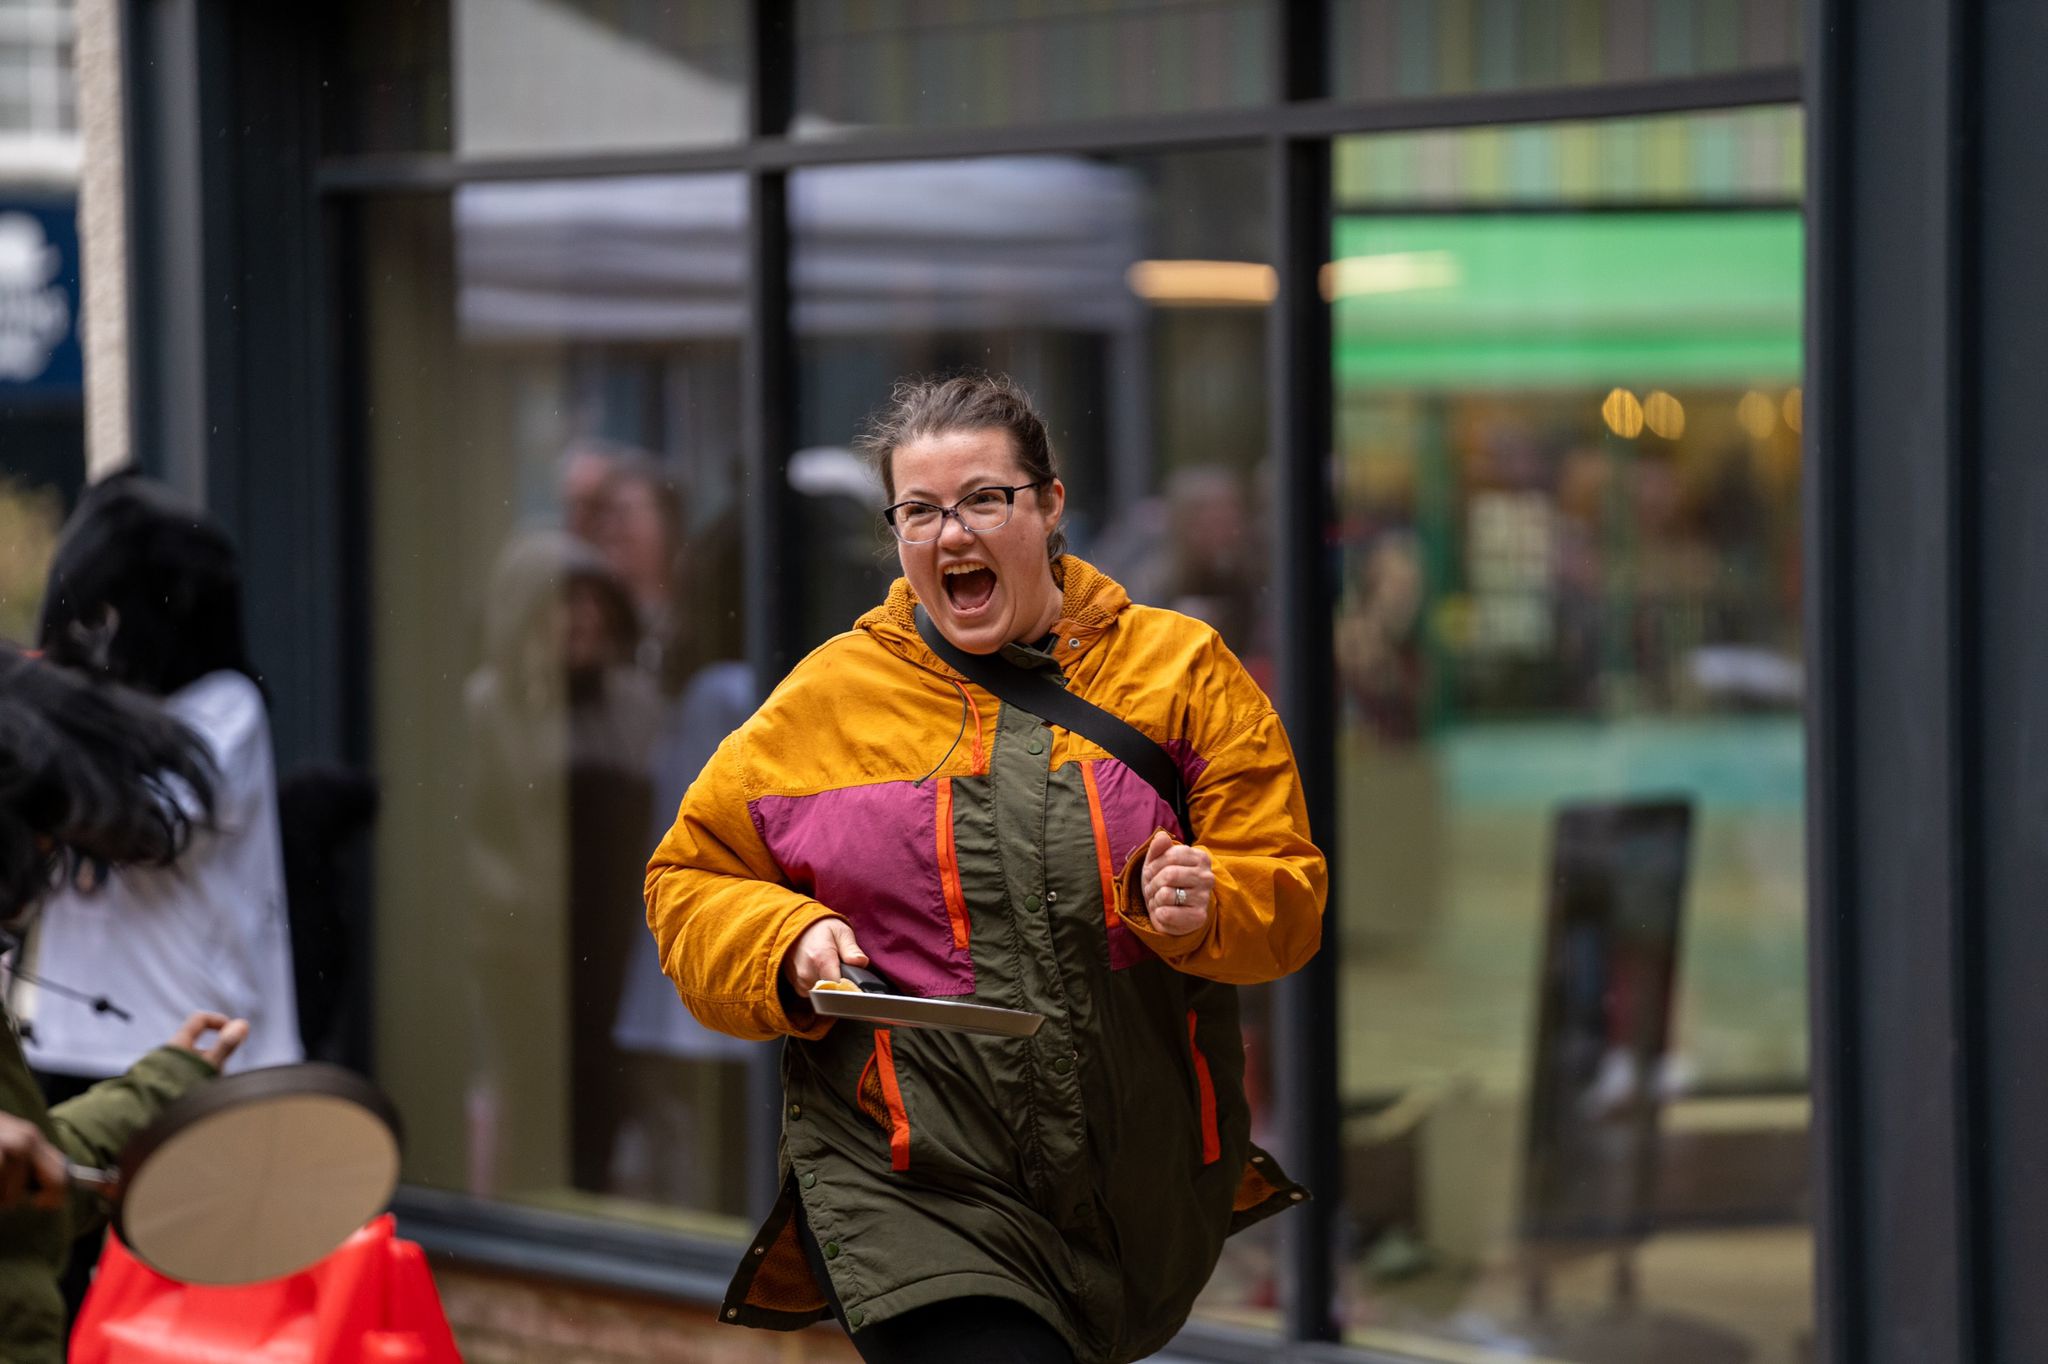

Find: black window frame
[117,2,1810,1359]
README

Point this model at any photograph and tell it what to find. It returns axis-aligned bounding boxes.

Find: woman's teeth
[941,563,998,611]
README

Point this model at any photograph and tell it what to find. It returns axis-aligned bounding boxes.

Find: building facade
[61,2,2048,1363]
[0,0,84,642]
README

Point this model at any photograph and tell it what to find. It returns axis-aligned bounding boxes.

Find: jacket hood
[855,555,1132,673]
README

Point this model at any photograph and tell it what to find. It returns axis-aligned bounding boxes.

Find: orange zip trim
[948,678,985,773]
[1080,760,1117,934]
[874,1029,912,1172]
[1187,1009,1221,1165]
[935,777,970,950]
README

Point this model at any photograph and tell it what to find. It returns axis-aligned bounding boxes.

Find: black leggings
[794,1205,1075,1364]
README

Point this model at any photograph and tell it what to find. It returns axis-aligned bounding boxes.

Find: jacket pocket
[1187,1009,1222,1166]
[857,1028,914,1172]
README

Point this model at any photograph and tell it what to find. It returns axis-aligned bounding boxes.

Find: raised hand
[167,1010,250,1069]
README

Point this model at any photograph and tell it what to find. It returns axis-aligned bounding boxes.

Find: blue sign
[0,200,81,398]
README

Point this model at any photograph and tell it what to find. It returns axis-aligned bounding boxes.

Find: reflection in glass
[788,147,1271,663]
[789,146,1284,1328]
[1522,800,1692,1248]
[1330,0,1800,102]
[324,0,744,158]
[793,0,1269,137]
[1332,115,1810,1363]
[1333,106,1804,210]
[0,472,64,644]
[357,175,754,1234]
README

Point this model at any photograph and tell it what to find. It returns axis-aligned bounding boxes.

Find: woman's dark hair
[0,644,217,919]
[855,371,1066,560]
[36,474,259,696]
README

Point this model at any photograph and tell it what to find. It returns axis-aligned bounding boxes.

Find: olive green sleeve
[47,1047,216,1236]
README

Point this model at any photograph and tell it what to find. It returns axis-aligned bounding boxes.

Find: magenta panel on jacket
[1089,742,1211,970]
[749,781,974,998]
[1090,741,1209,853]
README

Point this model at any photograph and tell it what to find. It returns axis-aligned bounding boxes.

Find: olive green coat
[0,1012,213,1364]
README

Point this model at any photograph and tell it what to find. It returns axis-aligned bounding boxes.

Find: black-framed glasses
[882,481,1050,544]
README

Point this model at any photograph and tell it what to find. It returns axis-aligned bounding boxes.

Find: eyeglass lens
[892,489,1016,543]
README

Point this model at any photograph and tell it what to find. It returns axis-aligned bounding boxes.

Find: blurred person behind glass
[462,529,658,1196]
[559,437,629,547]
[596,453,689,685]
[557,446,766,1208]
[1091,465,1269,679]
[609,506,759,1212]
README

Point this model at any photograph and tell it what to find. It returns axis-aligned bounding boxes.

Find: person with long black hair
[0,643,249,1364]
[21,475,301,1087]
[13,475,300,1333]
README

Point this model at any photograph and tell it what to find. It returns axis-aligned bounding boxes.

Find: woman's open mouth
[942,562,998,614]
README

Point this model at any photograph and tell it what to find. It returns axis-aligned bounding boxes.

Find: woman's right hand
[0,1112,68,1210]
[167,1010,250,1069]
[782,918,870,995]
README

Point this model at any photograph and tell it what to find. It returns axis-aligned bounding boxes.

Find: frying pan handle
[839,963,892,994]
[66,1163,120,1196]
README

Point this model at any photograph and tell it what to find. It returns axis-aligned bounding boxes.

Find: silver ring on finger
[1174,887,1187,907]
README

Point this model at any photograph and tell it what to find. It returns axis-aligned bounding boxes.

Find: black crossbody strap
[915,606,1193,837]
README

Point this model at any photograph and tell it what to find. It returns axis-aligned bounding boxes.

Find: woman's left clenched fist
[1139,830,1212,937]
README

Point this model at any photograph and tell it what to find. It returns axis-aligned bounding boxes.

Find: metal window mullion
[1802,4,1860,1361]
[1269,0,1326,104]
[739,163,793,849]
[1266,0,1338,1345]
[127,0,240,504]
[740,0,796,1224]
[1810,0,1983,1361]
[310,67,1803,196]
[1267,128,1338,1346]
[1943,0,1987,1354]
[1968,0,2048,1357]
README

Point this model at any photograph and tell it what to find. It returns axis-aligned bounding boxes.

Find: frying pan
[811,964,1044,1038]
[65,1062,402,1285]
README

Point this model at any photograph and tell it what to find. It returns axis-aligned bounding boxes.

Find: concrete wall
[74,0,127,478]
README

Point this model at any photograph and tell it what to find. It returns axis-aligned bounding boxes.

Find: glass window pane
[355,175,756,1233]
[1334,106,1804,208]
[322,0,454,155]
[792,1,1271,138]
[789,145,1283,1331]
[0,430,75,643]
[1331,110,1811,1362]
[325,0,744,158]
[1330,0,1802,102]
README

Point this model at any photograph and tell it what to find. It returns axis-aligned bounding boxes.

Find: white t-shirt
[20,670,304,1076]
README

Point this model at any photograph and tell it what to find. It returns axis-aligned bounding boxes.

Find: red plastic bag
[70,1214,461,1363]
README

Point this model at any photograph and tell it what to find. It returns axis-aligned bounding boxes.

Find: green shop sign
[1333,211,1803,389]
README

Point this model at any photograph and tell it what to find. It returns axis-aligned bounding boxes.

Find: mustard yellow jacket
[645,556,1325,1362]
